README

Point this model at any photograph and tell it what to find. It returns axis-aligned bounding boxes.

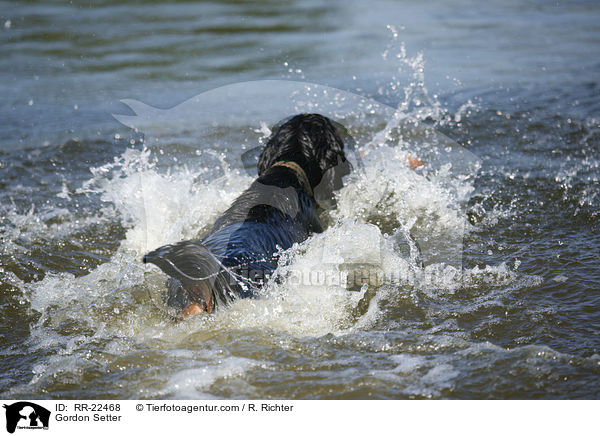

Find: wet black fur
[143,113,351,313]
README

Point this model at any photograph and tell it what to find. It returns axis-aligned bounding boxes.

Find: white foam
[389,353,426,374]
[333,143,476,268]
[77,147,253,253]
[161,356,264,399]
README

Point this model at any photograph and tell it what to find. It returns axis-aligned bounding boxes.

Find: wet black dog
[143,113,351,316]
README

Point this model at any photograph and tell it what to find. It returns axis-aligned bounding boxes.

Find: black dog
[143,113,351,316]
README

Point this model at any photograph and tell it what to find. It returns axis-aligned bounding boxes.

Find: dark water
[1,0,599,399]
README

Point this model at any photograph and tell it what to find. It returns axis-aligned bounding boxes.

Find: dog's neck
[270,161,314,197]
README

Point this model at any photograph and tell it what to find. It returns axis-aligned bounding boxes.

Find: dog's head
[258,113,352,203]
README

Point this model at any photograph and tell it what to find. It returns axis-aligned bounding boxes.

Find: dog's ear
[313,154,352,205]
[307,115,351,189]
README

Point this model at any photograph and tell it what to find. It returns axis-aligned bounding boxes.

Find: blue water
[1,0,599,399]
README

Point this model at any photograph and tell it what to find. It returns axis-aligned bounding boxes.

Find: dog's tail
[143,241,240,313]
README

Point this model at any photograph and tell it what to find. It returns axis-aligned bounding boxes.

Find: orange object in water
[182,302,205,317]
[408,155,424,170]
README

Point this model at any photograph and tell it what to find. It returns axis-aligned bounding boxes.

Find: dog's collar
[270,161,313,197]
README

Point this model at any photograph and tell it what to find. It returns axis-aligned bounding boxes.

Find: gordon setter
[143,113,351,316]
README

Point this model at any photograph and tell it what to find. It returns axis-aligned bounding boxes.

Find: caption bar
[1,400,595,435]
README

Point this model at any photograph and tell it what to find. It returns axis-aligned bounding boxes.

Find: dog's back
[144,113,351,316]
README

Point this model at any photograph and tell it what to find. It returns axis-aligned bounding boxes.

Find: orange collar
[270,161,313,197]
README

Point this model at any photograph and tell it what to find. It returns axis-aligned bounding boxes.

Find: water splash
[5,30,556,400]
